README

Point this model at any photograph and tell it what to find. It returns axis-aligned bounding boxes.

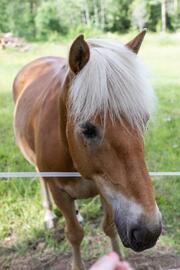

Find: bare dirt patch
[1,228,179,270]
[44,252,180,270]
[1,242,180,270]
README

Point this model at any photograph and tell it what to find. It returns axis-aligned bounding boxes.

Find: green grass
[0,33,180,262]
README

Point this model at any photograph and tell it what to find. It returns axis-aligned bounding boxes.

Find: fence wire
[0,171,180,179]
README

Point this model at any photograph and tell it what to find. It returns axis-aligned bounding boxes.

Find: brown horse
[13,30,162,270]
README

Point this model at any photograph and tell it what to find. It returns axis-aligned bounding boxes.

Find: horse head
[65,31,162,252]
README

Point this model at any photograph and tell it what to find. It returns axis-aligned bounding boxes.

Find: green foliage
[0,0,10,32]
[35,0,68,39]
[130,0,148,31]
[104,0,133,32]
[154,177,180,250]
[5,0,39,40]
[145,0,161,32]
[1,0,180,41]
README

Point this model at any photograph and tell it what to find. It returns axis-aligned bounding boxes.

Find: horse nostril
[131,229,139,242]
[131,228,145,246]
[129,227,154,251]
[129,224,161,252]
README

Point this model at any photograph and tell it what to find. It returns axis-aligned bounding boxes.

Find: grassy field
[0,33,180,267]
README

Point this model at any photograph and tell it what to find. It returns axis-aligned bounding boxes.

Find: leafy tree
[105,0,133,32]
[2,0,40,40]
[0,0,10,32]
[130,0,148,30]
[0,0,179,40]
[145,0,161,32]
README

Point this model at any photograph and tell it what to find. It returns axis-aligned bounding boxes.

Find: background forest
[0,0,180,41]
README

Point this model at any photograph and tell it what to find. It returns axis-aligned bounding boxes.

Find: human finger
[115,261,133,270]
[89,252,119,270]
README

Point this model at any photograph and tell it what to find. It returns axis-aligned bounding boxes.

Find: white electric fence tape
[0,172,180,179]
[0,172,80,178]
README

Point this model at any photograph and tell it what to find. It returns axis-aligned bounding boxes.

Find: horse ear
[69,34,90,74]
[126,29,147,54]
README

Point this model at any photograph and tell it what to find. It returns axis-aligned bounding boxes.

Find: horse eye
[81,122,97,139]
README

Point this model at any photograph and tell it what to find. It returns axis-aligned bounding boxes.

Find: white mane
[69,38,156,132]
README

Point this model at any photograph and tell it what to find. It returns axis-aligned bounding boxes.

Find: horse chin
[129,241,157,252]
[116,229,130,248]
[114,217,130,248]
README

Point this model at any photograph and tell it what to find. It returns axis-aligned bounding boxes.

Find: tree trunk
[83,0,90,25]
[100,0,105,30]
[173,0,178,32]
[29,0,36,38]
[161,0,167,32]
[93,0,99,28]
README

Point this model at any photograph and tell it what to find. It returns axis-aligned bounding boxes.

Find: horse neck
[58,71,76,171]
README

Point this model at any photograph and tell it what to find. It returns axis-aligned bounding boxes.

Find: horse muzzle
[114,210,162,252]
[127,223,162,251]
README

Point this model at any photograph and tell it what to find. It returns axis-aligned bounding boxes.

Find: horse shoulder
[13,56,68,167]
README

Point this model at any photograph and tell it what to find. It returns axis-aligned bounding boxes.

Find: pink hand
[89,252,132,270]
[116,261,133,270]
